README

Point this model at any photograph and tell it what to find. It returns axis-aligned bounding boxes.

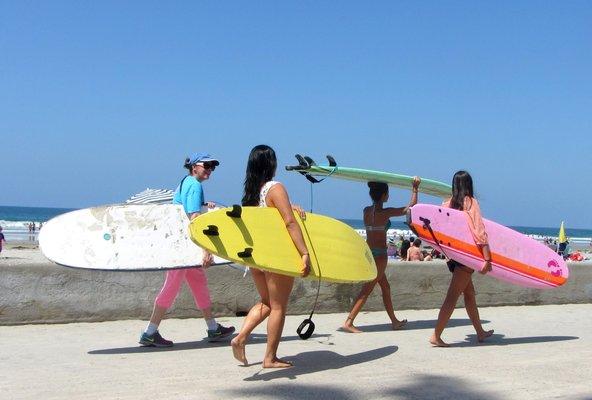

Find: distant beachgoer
[558,241,567,256]
[407,238,424,261]
[429,170,494,347]
[399,239,411,260]
[431,248,443,260]
[387,241,396,258]
[395,235,404,257]
[0,226,5,254]
[343,178,421,333]
[139,153,234,348]
[28,222,33,233]
[231,145,311,368]
[423,250,432,261]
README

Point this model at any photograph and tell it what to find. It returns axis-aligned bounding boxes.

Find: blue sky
[1,1,590,228]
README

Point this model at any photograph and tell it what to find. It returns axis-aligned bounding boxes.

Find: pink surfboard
[407,204,568,289]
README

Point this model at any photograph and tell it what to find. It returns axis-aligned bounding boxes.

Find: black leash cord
[296,220,322,340]
[419,216,450,261]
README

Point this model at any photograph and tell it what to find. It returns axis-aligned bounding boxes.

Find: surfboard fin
[226,205,242,218]
[203,225,219,236]
[303,155,316,166]
[285,154,308,171]
[237,247,253,258]
[295,154,309,168]
[289,154,323,183]
[326,155,336,166]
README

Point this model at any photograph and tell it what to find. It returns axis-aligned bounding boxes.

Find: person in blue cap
[139,153,235,347]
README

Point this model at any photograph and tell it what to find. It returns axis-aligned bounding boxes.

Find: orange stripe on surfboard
[410,222,567,287]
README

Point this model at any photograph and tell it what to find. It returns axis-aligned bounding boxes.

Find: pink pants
[154,268,212,310]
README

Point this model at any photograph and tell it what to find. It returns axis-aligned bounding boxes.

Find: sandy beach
[0,241,47,266]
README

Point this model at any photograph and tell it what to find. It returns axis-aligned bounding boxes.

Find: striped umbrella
[125,188,174,205]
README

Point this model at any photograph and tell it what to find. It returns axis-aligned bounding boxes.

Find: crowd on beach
[387,236,446,262]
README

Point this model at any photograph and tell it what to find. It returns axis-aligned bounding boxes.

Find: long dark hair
[368,182,388,204]
[449,170,474,211]
[242,145,277,206]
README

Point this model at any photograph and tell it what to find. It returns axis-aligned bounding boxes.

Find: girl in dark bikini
[343,177,420,333]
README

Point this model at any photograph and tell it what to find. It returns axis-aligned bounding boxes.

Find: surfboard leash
[418,216,451,262]
[285,154,338,184]
[286,154,338,213]
[296,218,323,340]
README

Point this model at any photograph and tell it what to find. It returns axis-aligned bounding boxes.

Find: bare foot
[392,319,407,330]
[477,329,494,343]
[263,357,293,368]
[342,318,362,333]
[429,334,450,347]
[231,337,247,366]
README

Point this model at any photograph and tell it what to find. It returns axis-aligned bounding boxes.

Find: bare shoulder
[267,181,286,195]
[267,181,289,204]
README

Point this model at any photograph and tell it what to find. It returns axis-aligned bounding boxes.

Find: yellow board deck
[189,206,377,283]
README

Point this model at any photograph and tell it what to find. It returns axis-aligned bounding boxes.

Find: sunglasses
[199,162,216,171]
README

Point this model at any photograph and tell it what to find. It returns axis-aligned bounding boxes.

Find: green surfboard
[286,155,451,198]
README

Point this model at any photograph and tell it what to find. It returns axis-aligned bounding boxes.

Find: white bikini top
[259,181,279,207]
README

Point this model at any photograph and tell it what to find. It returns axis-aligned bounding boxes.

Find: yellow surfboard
[189,206,377,283]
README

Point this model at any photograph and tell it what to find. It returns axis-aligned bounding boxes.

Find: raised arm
[267,183,311,277]
[387,176,421,217]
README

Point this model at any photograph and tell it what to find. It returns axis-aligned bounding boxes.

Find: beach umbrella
[125,188,174,205]
[558,221,567,244]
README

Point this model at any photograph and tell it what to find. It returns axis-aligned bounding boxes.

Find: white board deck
[39,204,230,271]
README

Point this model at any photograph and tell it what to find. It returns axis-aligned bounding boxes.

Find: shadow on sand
[243,345,397,382]
[87,333,332,355]
[352,318,489,333]
[223,374,500,399]
[453,333,579,347]
[386,373,502,399]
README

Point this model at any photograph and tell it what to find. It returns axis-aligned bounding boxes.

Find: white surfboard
[39,204,230,271]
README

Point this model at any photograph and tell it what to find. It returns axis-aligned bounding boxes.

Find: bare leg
[429,267,472,347]
[262,272,294,368]
[231,269,269,366]
[148,304,167,326]
[343,278,377,333]
[378,276,407,330]
[463,279,494,342]
[201,307,213,321]
[375,256,407,330]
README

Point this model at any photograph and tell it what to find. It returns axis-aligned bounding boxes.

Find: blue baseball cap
[187,153,220,166]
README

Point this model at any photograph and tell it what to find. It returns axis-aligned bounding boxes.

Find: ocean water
[1,206,591,248]
[0,206,75,241]
[341,218,592,239]
[341,219,592,250]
